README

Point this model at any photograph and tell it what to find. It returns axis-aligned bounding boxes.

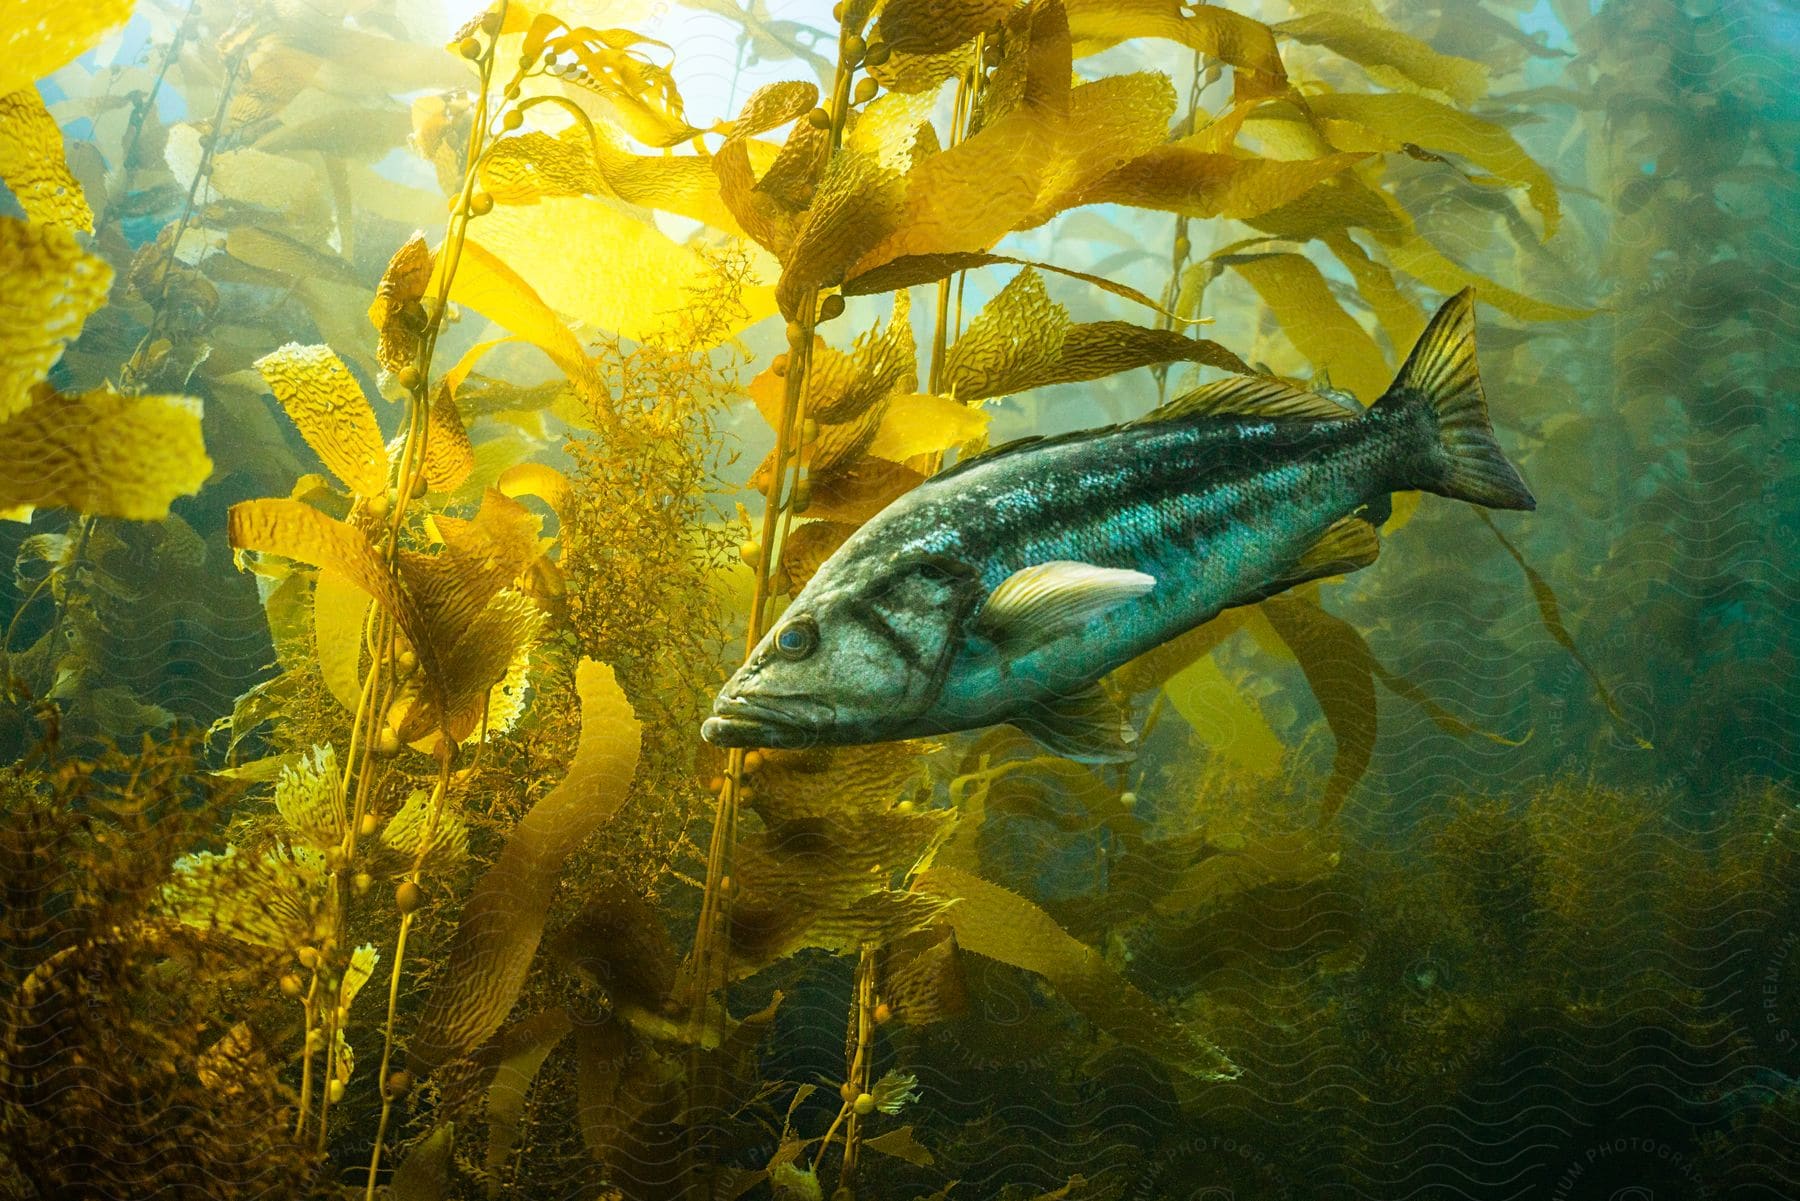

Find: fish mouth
[701,690,835,749]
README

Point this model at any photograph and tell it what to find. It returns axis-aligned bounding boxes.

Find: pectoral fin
[1011,683,1137,763]
[975,560,1155,648]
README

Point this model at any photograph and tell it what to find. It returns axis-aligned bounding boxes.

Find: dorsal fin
[1134,375,1361,425]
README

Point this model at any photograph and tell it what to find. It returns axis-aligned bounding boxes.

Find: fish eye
[774,617,817,660]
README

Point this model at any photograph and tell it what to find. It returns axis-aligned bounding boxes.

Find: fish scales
[704,289,1536,761]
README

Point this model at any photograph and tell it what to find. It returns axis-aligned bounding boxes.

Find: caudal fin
[1374,289,1536,511]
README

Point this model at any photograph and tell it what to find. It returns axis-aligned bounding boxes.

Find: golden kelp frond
[330,943,380,1087]
[438,237,605,404]
[228,38,324,128]
[847,86,942,171]
[866,42,973,96]
[875,0,1015,55]
[727,79,818,140]
[1153,829,1340,919]
[273,744,342,852]
[1064,0,1284,84]
[481,130,600,203]
[255,343,390,496]
[780,148,907,313]
[381,787,470,871]
[408,659,641,1071]
[801,457,924,525]
[1078,142,1367,222]
[942,268,1066,401]
[1309,91,1560,237]
[368,233,434,377]
[313,570,371,712]
[0,89,92,231]
[0,0,131,97]
[914,866,1239,1080]
[1275,9,1488,107]
[730,807,957,971]
[941,267,1252,402]
[162,844,323,950]
[1221,251,1387,399]
[0,386,212,521]
[1257,595,1377,823]
[750,741,938,822]
[393,587,544,743]
[469,196,767,343]
[800,289,917,424]
[530,20,696,148]
[0,217,111,422]
[880,927,967,1024]
[775,518,855,594]
[408,489,542,632]
[866,393,989,461]
[227,498,422,654]
[421,386,476,494]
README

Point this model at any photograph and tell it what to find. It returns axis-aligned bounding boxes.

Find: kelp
[7,0,1767,1195]
[409,659,641,1069]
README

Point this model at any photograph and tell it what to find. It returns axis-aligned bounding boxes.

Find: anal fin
[1234,515,1381,608]
[1011,682,1137,764]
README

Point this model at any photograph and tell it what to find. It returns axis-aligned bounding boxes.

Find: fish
[702,288,1535,762]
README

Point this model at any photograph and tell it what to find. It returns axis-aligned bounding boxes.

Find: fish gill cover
[0,1,1795,1200]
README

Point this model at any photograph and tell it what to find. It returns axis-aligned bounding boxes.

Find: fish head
[702,552,985,750]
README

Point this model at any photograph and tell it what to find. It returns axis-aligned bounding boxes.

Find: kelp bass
[703,289,1534,761]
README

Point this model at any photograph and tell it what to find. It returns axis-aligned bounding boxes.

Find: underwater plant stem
[134,44,243,369]
[838,945,876,1185]
[363,747,453,1200]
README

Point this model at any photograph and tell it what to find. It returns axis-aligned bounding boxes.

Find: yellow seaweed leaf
[1476,511,1650,749]
[0,217,111,422]
[1153,829,1340,918]
[1276,11,1487,106]
[393,588,544,744]
[864,1126,934,1167]
[854,66,1182,272]
[0,89,92,231]
[313,570,371,713]
[1081,144,1366,221]
[497,461,573,530]
[437,236,604,404]
[1383,233,1592,322]
[486,1009,575,1185]
[1064,0,1285,82]
[0,386,211,520]
[1224,252,1390,401]
[467,197,768,345]
[408,659,641,1070]
[913,866,1238,1079]
[381,787,470,871]
[420,387,475,494]
[1256,595,1376,824]
[0,0,131,98]
[867,394,988,462]
[877,0,1015,54]
[1163,652,1285,775]
[782,147,907,300]
[941,268,1066,401]
[227,498,415,644]
[1308,91,1559,237]
[775,519,855,595]
[255,343,390,496]
[368,233,434,377]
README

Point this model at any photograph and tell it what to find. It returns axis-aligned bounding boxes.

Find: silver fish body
[703,289,1534,761]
